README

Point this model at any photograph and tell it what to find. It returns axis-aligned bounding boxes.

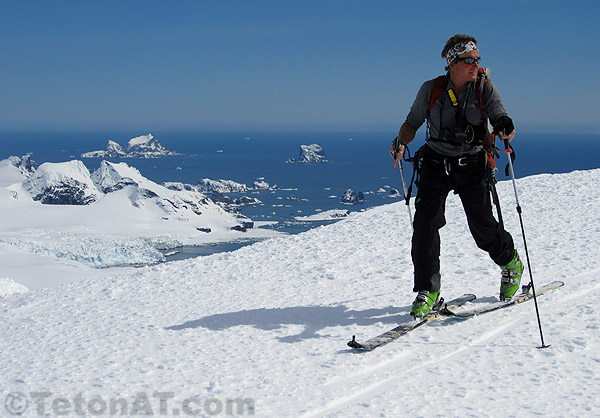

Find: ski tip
[522,280,565,296]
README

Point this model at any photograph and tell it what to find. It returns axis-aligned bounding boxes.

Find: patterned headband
[445,41,478,64]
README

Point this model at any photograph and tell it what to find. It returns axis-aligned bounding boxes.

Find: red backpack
[428,68,498,169]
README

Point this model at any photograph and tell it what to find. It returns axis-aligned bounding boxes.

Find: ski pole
[504,139,549,349]
[398,160,413,229]
[393,138,413,229]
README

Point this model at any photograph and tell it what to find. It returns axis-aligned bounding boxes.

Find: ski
[440,281,564,318]
[347,293,476,351]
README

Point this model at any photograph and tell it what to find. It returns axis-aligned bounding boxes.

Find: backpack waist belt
[422,147,484,173]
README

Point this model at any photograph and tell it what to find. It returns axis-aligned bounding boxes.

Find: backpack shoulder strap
[475,67,489,119]
[428,75,447,113]
[475,68,499,169]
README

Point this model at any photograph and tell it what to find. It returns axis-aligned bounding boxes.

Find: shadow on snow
[165,305,410,343]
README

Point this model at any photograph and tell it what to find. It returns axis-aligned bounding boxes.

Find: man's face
[450,49,480,84]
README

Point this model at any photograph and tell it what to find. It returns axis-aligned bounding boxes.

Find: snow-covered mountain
[0,157,271,269]
[209,191,263,207]
[81,133,178,158]
[125,133,178,157]
[1,168,599,417]
[193,178,278,208]
[89,161,228,223]
[21,159,245,222]
[196,178,248,193]
[0,155,36,187]
[91,160,140,193]
[24,160,100,205]
[82,140,128,158]
[253,179,277,190]
[8,155,36,176]
[196,178,277,194]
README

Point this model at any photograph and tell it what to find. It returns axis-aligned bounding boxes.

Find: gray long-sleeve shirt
[405,74,509,156]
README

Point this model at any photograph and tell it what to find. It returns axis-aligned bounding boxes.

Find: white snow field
[1,169,600,417]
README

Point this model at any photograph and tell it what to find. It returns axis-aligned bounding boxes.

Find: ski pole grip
[392,136,401,167]
[503,138,512,154]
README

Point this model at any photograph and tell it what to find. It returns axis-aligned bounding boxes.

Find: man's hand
[390,141,406,160]
[494,115,515,142]
[391,123,416,160]
[499,129,515,142]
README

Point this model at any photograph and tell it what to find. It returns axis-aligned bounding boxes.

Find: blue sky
[1,0,598,133]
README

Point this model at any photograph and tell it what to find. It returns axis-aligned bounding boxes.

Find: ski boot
[411,290,441,318]
[500,251,524,301]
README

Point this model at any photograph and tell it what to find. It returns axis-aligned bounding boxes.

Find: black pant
[411,146,515,292]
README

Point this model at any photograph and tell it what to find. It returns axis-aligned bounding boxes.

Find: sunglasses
[454,56,481,65]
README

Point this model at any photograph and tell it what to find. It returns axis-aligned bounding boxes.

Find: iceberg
[286,144,328,163]
[295,209,350,221]
[299,144,328,163]
[340,189,365,204]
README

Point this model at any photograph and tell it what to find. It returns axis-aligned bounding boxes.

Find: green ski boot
[500,251,524,301]
[411,290,441,318]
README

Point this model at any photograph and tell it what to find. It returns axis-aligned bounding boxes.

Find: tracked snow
[1,169,599,417]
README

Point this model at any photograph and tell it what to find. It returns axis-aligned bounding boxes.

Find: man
[390,34,524,318]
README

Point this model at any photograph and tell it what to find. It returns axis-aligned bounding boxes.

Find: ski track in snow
[304,274,600,418]
[1,169,600,417]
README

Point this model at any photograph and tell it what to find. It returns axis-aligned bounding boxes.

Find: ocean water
[1,130,599,236]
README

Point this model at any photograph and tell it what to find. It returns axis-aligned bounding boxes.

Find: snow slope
[1,169,599,417]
